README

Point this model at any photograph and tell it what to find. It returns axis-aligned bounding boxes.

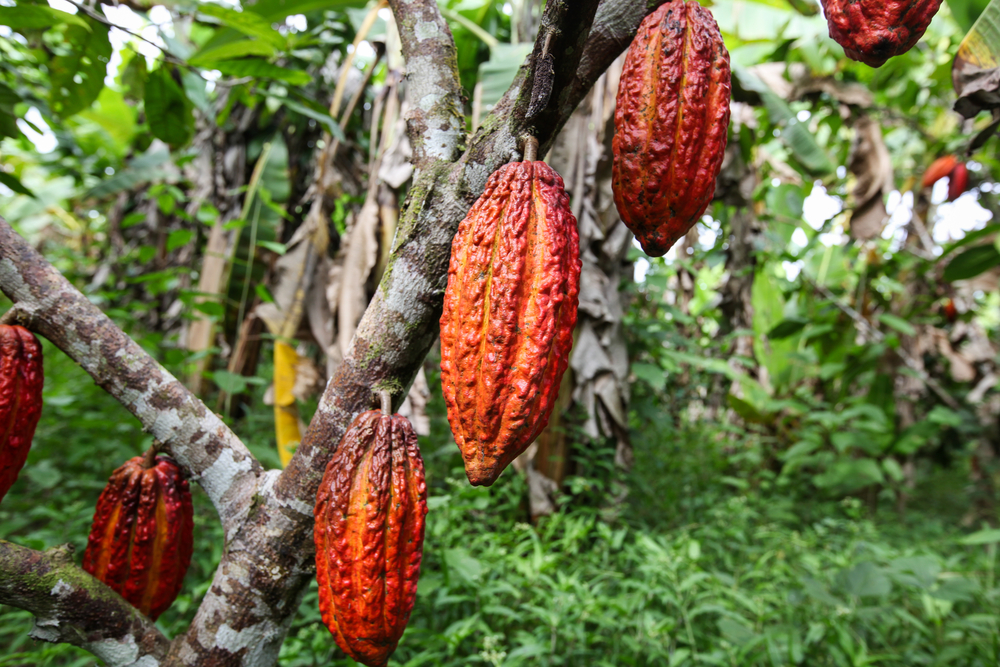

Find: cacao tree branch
[0,219,263,537]
[387,0,466,173]
[0,540,170,666]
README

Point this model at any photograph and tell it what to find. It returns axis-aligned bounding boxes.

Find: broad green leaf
[0,172,35,198]
[84,149,172,199]
[190,39,276,66]
[0,4,89,31]
[198,4,285,49]
[958,528,1000,544]
[213,59,312,86]
[878,313,916,337]
[953,0,1000,116]
[768,317,809,339]
[478,43,533,109]
[840,562,892,598]
[49,21,112,118]
[939,222,1000,257]
[734,67,835,175]
[943,244,1000,281]
[144,66,195,146]
[267,95,344,141]
[948,0,993,38]
[78,87,136,155]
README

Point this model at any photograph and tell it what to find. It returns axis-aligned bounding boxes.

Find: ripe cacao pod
[314,406,427,667]
[948,162,969,202]
[821,0,943,67]
[82,454,193,620]
[439,159,581,486]
[922,155,957,188]
[612,0,731,258]
[0,324,43,505]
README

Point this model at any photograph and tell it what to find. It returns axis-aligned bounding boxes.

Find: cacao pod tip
[0,324,44,505]
[948,162,969,202]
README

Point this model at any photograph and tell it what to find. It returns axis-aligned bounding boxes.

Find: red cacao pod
[921,155,957,188]
[314,406,427,667]
[948,162,969,202]
[821,0,943,67]
[439,159,581,486]
[0,324,43,505]
[82,454,193,620]
[612,0,731,258]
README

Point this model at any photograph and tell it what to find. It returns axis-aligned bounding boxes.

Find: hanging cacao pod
[820,0,943,67]
[314,404,427,667]
[82,453,193,620]
[439,157,581,486]
[921,155,957,188]
[0,324,43,505]
[948,162,969,202]
[612,0,731,258]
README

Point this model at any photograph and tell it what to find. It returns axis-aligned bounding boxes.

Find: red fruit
[943,299,958,322]
[0,324,43,505]
[922,155,957,188]
[948,162,969,202]
[82,454,193,620]
[314,406,427,667]
[821,0,943,67]
[612,0,731,257]
[439,159,581,486]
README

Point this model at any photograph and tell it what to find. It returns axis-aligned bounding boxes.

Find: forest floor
[1,336,997,667]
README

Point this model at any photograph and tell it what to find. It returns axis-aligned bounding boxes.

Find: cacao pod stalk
[314,392,428,667]
[439,139,581,486]
[0,324,43,505]
[820,0,943,67]
[612,0,731,258]
[82,451,193,620]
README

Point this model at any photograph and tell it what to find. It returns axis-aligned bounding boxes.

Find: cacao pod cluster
[612,0,732,258]
[83,452,193,620]
[923,155,970,202]
[314,403,427,667]
[440,157,581,486]
[820,0,943,67]
[0,324,43,505]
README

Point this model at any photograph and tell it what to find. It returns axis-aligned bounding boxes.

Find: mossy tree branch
[0,540,170,666]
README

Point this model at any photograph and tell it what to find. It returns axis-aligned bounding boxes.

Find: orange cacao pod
[948,162,969,202]
[82,454,193,620]
[921,155,957,188]
[439,159,581,486]
[612,0,731,258]
[0,324,43,505]
[821,0,942,67]
[314,406,427,667]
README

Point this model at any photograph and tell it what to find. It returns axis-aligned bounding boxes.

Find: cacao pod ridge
[314,409,428,667]
[82,454,194,620]
[612,0,731,257]
[821,0,943,67]
[439,159,581,486]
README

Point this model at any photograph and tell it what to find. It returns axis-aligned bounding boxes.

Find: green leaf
[167,229,194,252]
[267,95,344,141]
[190,39,277,66]
[478,43,533,109]
[948,0,992,34]
[734,67,835,175]
[145,66,194,146]
[728,393,766,423]
[84,149,172,199]
[943,244,1000,281]
[632,362,664,387]
[0,4,89,31]
[769,317,809,339]
[257,240,288,255]
[212,59,312,86]
[197,4,285,48]
[0,171,35,197]
[958,528,1000,544]
[49,21,112,118]
[878,313,916,336]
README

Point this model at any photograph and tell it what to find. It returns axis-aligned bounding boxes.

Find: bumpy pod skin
[821,0,943,67]
[439,161,581,486]
[82,455,193,620]
[612,0,731,258]
[314,410,428,667]
[0,325,43,505]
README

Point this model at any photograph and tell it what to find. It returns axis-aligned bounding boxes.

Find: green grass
[2,340,999,667]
